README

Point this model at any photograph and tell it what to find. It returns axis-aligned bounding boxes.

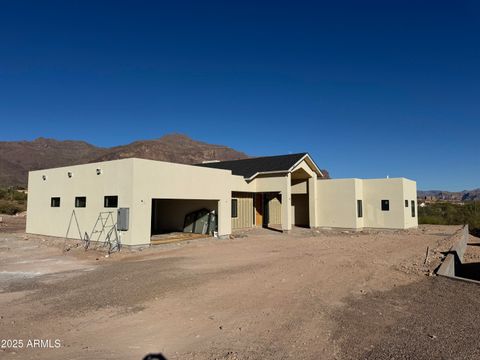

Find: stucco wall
[26,156,417,246]
[317,179,359,228]
[130,159,232,245]
[317,178,418,230]
[402,178,418,229]
[26,159,135,244]
[27,158,233,246]
[362,178,408,229]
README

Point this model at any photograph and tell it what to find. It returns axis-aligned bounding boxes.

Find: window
[411,200,416,217]
[231,199,238,218]
[51,197,60,207]
[104,196,118,208]
[75,196,86,208]
[381,199,390,211]
[405,200,409,207]
[357,200,363,218]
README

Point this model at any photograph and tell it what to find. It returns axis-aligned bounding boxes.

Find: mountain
[0,134,248,187]
[0,134,331,187]
[92,134,247,165]
[418,189,480,202]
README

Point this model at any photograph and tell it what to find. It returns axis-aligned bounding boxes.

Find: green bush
[419,201,480,236]
[0,187,27,213]
[0,199,26,215]
[0,187,27,201]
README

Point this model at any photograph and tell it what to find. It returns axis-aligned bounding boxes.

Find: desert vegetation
[419,201,480,237]
[0,187,27,215]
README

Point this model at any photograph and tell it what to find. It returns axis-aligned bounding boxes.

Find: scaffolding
[63,210,89,252]
[63,210,121,254]
[89,211,121,254]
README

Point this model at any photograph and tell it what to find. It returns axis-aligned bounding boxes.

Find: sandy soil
[1,218,479,360]
[0,214,26,233]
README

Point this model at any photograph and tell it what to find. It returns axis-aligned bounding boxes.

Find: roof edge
[288,154,324,178]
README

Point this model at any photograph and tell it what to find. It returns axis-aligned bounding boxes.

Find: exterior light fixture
[42,175,47,181]
[67,172,73,178]
[96,168,102,175]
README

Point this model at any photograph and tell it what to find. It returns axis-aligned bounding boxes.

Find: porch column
[217,194,232,238]
[281,173,292,232]
[308,174,318,228]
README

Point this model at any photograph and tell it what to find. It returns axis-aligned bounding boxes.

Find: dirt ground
[0,214,26,233]
[1,216,480,360]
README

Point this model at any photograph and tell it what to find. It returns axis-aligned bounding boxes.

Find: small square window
[357,200,363,218]
[104,196,118,208]
[75,196,86,208]
[381,199,390,211]
[231,199,238,218]
[51,197,60,207]
[405,200,409,208]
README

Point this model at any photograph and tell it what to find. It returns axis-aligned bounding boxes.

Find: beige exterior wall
[130,159,232,245]
[317,178,418,230]
[26,159,135,244]
[317,179,360,228]
[27,158,232,246]
[26,157,417,246]
[362,178,406,229]
[402,179,418,229]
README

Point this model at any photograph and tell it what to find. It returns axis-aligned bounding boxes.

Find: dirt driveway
[1,222,480,360]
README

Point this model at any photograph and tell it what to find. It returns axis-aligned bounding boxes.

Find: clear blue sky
[1,1,479,191]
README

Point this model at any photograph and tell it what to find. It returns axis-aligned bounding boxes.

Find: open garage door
[151,199,219,239]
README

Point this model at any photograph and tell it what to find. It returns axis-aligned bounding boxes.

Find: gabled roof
[197,153,323,180]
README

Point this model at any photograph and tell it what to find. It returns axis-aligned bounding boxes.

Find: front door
[254,193,263,227]
[262,194,269,227]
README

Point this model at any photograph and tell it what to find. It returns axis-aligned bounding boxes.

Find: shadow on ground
[457,262,480,281]
[143,353,168,360]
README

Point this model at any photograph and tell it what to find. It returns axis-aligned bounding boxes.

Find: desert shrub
[419,201,480,236]
[0,199,25,215]
[0,187,27,209]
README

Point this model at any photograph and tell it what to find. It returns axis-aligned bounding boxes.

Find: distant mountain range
[0,134,330,187]
[0,134,248,187]
[418,189,480,202]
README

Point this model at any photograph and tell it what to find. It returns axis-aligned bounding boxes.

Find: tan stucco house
[26,153,418,246]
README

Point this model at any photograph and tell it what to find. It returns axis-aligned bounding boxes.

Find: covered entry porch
[230,154,322,232]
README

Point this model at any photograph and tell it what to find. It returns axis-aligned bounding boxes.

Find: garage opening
[151,199,219,244]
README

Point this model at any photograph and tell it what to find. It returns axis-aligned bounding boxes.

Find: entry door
[254,193,263,227]
[262,194,269,227]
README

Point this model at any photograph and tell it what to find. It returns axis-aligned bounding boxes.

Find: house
[26,153,418,246]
